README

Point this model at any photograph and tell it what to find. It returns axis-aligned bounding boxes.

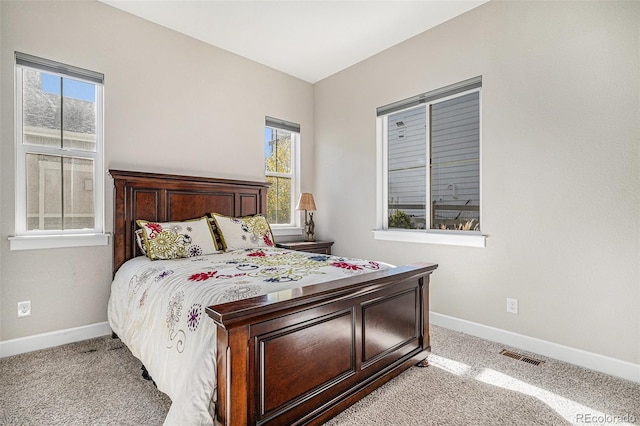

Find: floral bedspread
[107,247,388,425]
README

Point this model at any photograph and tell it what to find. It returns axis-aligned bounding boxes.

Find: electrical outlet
[506,298,518,314]
[17,301,31,318]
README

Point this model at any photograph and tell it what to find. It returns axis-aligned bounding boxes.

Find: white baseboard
[2,316,638,384]
[0,321,112,358]
[430,312,640,384]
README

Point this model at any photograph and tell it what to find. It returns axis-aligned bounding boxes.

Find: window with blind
[10,52,107,250]
[377,77,482,239]
[265,117,300,227]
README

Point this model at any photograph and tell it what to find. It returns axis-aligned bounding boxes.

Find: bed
[108,169,438,425]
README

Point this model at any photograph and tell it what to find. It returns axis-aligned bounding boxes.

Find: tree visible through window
[264,117,299,226]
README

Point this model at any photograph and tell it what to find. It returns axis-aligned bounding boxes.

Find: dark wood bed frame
[110,169,438,426]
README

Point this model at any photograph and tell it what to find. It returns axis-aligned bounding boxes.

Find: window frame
[10,53,108,251]
[264,117,302,237]
[374,78,486,248]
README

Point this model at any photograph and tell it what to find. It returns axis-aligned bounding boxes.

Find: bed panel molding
[361,286,420,368]
[109,169,269,274]
[166,190,235,220]
[257,308,356,419]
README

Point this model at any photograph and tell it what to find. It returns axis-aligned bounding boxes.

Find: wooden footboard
[109,169,437,425]
[207,262,437,426]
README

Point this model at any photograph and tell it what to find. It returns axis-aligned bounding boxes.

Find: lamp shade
[296,193,316,211]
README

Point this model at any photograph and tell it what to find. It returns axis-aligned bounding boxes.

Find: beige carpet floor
[1,325,638,425]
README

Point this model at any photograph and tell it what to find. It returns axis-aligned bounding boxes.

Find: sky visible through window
[264,127,273,157]
[41,73,96,102]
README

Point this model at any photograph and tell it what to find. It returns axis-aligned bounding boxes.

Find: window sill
[271,226,304,238]
[372,229,486,248]
[9,233,110,251]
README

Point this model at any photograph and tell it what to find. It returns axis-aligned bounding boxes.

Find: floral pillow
[211,213,275,251]
[136,216,220,260]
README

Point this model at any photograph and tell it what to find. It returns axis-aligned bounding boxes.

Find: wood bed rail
[207,262,437,327]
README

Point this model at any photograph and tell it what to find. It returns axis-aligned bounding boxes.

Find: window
[10,52,106,250]
[264,117,300,228]
[375,76,485,247]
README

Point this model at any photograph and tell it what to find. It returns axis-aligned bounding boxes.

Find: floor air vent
[500,349,545,366]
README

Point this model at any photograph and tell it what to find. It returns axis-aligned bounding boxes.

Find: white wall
[314,1,639,366]
[2,0,638,375]
[0,0,313,341]
[0,2,3,339]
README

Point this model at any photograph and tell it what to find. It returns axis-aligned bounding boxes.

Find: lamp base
[304,212,315,242]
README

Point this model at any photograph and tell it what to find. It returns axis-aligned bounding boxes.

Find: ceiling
[100,1,487,83]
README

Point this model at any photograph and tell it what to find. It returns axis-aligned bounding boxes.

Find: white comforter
[108,247,388,425]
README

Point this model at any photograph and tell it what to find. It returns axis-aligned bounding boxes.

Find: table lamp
[296,193,316,242]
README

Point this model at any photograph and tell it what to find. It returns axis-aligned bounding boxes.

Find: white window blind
[377,76,482,240]
[11,52,107,250]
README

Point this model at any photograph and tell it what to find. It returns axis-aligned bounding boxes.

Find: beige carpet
[326,326,639,425]
[0,336,170,425]
[1,325,638,425]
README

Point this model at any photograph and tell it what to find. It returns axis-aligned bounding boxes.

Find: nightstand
[276,241,334,255]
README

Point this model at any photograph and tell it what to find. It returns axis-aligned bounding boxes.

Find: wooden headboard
[109,169,269,275]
